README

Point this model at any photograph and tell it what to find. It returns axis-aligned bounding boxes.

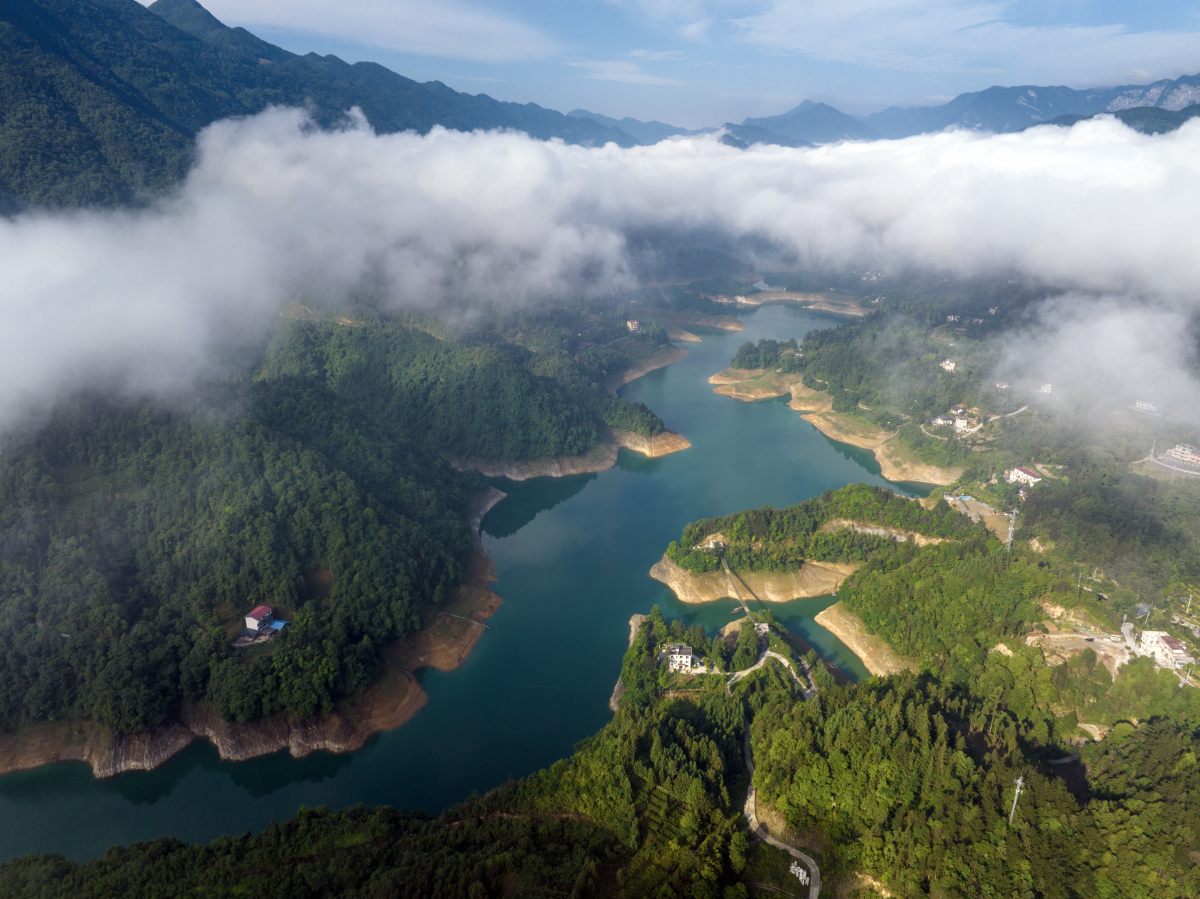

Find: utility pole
[1009,774,1025,826]
[1188,594,1193,616]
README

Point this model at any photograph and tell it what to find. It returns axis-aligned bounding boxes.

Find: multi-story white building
[1039,383,1053,394]
[940,359,956,372]
[1166,444,1200,467]
[1006,467,1042,487]
[1135,400,1158,413]
[663,643,696,672]
[1140,631,1196,670]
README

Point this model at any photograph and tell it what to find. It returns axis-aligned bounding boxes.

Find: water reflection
[481,473,596,538]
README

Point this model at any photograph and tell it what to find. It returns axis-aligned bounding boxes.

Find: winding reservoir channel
[0,304,924,862]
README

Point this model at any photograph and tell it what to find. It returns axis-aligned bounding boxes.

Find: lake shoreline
[446,427,691,481]
[812,602,918,677]
[708,367,961,486]
[0,341,702,781]
[649,555,857,604]
[0,490,509,781]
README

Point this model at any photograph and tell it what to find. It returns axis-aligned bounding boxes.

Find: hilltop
[0,0,634,208]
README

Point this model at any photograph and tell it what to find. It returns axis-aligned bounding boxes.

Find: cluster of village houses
[930,402,976,433]
[1117,621,1196,674]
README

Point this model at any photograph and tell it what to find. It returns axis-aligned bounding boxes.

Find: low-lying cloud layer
[4,107,1200,429]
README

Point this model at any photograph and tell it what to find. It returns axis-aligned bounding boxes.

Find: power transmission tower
[1008,774,1025,826]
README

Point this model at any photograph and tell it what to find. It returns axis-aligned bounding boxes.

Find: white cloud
[732,0,1200,87]
[629,49,688,61]
[5,108,1200,427]
[568,59,685,85]
[194,0,559,63]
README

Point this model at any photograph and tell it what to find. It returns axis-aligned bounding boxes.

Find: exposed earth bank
[710,369,962,486]
[447,427,691,481]
[605,345,689,392]
[813,601,918,677]
[649,555,857,604]
[0,490,509,779]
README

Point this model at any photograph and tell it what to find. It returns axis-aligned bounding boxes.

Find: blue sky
[190,1,1200,127]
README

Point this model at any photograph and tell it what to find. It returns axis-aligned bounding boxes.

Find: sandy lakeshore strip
[813,602,917,677]
[713,290,870,317]
[710,370,962,486]
[650,555,858,604]
[605,344,689,392]
[447,426,691,481]
[0,491,509,779]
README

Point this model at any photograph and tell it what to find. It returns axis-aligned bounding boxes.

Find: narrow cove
[0,304,922,861]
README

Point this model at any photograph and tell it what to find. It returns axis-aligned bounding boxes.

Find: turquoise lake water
[0,304,922,862]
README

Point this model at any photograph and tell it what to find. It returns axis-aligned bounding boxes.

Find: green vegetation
[4,608,1198,898]
[262,318,664,458]
[0,613,806,899]
[0,315,667,735]
[1020,461,1200,599]
[665,483,984,574]
[729,338,801,371]
[753,677,1200,897]
[0,0,632,208]
[0,803,624,898]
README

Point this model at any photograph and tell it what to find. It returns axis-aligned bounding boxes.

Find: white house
[940,360,956,372]
[931,415,953,427]
[1039,383,1053,394]
[954,416,970,431]
[995,381,1009,390]
[663,643,696,672]
[1140,631,1196,670]
[1006,467,1042,487]
[1135,400,1158,413]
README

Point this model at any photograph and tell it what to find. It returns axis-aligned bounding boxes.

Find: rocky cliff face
[649,555,855,604]
[0,719,197,779]
[610,428,691,458]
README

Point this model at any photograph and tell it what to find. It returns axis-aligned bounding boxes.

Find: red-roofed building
[245,605,274,631]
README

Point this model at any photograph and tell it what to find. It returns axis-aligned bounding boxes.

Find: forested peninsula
[5,607,1198,898]
[0,306,689,775]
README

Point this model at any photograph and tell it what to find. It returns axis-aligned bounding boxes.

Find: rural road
[743,726,820,899]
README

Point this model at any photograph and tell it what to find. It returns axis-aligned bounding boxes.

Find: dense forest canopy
[753,677,1200,897]
[729,338,801,371]
[5,616,1198,898]
[0,0,631,208]
[0,313,670,735]
[665,484,985,573]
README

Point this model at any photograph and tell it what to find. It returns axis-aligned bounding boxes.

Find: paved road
[727,650,815,699]
[743,727,820,899]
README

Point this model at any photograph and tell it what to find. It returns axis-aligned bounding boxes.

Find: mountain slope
[567,108,709,144]
[1037,103,1200,135]
[864,73,1200,138]
[742,99,878,143]
[0,0,634,208]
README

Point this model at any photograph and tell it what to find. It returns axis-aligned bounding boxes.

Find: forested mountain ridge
[665,483,985,574]
[0,315,668,736]
[4,615,1198,897]
[0,0,634,208]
